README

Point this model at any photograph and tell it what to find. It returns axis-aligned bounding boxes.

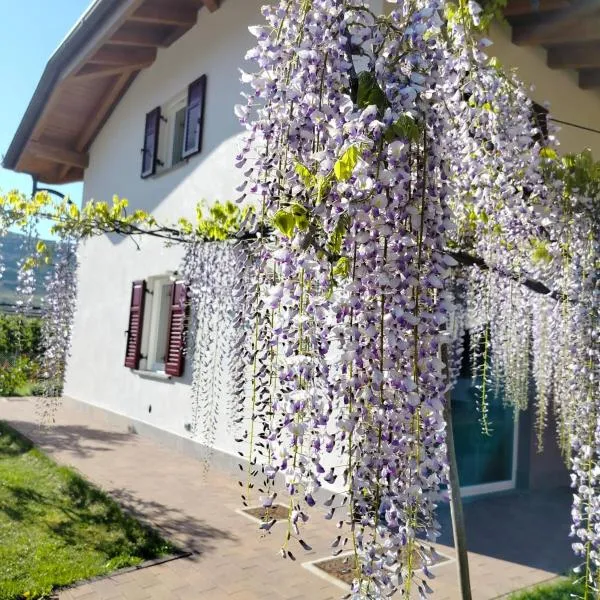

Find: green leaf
[539,147,558,160]
[327,213,351,255]
[332,256,350,279]
[356,71,388,112]
[334,146,360,182]
[295,162,315,188]
[385,115,422,143]
[273,210,297,238]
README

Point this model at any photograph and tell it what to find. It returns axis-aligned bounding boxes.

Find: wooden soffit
[505,0,600,89]
[5,0,219,185]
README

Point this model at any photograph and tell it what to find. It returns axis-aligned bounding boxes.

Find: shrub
[0,314,42,358]
[0,356,39,396]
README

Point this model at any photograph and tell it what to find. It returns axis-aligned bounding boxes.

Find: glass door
[450,335,518,497]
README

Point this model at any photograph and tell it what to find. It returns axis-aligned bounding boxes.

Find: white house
[4,0,600,496]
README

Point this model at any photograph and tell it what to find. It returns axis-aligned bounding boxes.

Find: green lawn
[510,578,584,599]
[0,422,176,600]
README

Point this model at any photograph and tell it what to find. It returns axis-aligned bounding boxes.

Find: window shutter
[164,281,188,377]
[182,75,206,159]
[125,280,146,369]
[141,107,161,178]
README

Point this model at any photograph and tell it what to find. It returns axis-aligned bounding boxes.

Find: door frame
[459,410,520,498]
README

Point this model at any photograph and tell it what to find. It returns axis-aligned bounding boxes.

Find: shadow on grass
[1,421,236,560]
[3,419,132,458]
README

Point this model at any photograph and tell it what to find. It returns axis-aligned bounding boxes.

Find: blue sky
[0,1,91,226]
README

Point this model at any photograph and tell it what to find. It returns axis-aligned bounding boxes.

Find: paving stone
[0,398,571,600]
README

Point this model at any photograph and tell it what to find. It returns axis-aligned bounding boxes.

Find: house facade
[4,0,600,496]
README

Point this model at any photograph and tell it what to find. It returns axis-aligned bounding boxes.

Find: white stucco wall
[65,0,266,458]
[65,1,600,464]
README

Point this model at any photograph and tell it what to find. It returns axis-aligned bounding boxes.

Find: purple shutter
[125,281,146,369]
[164,281,188,377]
[141,107,161,178]
[182,75,206,158]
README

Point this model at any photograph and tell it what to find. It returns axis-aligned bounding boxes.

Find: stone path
[1,397,568,599]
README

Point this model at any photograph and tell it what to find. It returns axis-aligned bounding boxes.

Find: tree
[1,1,598,598]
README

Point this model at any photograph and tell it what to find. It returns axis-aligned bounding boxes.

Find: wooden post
[442,345,473,600]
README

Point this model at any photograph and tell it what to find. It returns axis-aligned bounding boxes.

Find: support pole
[442,345,473,600]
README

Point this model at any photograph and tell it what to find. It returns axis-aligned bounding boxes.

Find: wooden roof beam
[74,61,152,80]
[75,71,135,152]
[201,0,219,12]
[513,14,600,46]
[129,3,198,27]
[88,44,157,66]
[110,25,172,48]
[28,140,89,169]
[512,0,600,45]
[548,41,600,69]
[504,0,569,17]
[579,69,600,89]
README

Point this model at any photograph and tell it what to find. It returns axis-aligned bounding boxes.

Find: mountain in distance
[0,231,55,307]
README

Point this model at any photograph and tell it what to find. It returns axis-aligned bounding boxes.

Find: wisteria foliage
[0,0,598,598]
[235,0,599,598]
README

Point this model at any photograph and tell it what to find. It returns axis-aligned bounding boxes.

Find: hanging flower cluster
[182,239,258,456]
[37,238,78,421]
[236,0,553,597]
[449,150,600,591]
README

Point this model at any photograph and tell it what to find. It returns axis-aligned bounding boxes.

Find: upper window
[124,276,188,377]
[141,75,207,178]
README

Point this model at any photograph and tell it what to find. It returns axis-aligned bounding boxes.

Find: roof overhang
[4,0,599,185]
[3,0,219,185]
[506,0,600,90]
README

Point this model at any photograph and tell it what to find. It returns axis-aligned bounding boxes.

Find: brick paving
[1,397,572,599]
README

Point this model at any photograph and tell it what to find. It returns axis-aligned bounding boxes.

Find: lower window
[124,275,188,377]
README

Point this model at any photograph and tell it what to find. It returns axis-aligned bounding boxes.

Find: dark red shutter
[182,75,206,158]
[125,280,146,369]
[164,281,188,377]
[141,107,161,178]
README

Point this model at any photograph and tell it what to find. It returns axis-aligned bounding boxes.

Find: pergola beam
[511,0,600,45]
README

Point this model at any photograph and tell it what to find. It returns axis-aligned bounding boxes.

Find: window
[124,276,188,377]
[140,75,207,177]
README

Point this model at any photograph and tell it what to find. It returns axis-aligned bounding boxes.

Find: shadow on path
[4,420,133,458]
[437,488,575,574]
[108,487,237,556]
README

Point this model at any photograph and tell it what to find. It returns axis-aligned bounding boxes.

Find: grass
[0,421,177,600]
[510,578,585,599]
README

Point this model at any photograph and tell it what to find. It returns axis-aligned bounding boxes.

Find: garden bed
[0,421,177,600]
[242,504,290,521]
[312,549,452,587]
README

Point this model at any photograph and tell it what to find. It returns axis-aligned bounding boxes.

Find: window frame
[137,275,174,374]
[141,75,207,179]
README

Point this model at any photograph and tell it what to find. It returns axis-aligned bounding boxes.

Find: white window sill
[132,369,172,382]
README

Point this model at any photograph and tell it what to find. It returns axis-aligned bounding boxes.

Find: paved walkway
[1,397,571,599]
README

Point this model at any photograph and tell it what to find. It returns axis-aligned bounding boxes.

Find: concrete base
[62,395,242,477]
